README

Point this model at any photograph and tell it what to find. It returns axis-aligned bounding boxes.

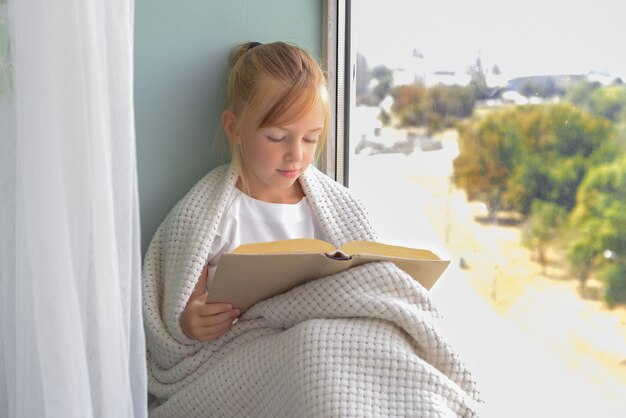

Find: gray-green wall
[135,0,322,254]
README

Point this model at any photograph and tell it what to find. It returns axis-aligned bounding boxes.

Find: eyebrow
[274,126,324,133]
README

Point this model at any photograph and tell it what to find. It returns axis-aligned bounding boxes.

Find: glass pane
[348,1,626,416]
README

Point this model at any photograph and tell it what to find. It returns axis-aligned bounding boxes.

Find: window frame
[323,0,351,186]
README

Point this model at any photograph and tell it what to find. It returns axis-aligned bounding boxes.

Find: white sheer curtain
[0,0,147,417]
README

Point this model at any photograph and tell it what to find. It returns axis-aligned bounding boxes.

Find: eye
[303,137,318,144]
[267,136,286,142]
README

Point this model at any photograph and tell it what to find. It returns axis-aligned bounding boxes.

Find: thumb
[190,290,209,304]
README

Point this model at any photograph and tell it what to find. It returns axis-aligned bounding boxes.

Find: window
[339,1,626,415]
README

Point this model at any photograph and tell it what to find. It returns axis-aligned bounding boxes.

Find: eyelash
[267,136,286,142]
[267,136,318,144]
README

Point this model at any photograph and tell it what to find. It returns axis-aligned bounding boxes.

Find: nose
[286,138,303,162]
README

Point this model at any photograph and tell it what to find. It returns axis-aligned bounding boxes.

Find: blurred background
[347,1,626,416]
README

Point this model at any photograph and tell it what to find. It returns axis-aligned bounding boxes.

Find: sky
[352,0,626,81]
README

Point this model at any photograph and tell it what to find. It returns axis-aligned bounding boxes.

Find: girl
[180,41,330,342]
[143,41,481,417]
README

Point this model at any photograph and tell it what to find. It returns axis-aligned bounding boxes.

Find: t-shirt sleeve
[203,205,237,287]
[204,233,223,267]
[204,191,239,268]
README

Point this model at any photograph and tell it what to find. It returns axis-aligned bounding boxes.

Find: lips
[277,169,300,178]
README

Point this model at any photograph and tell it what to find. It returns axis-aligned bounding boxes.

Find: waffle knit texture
[143,163,482,417]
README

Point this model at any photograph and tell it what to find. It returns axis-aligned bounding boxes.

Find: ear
[222,110,241,144]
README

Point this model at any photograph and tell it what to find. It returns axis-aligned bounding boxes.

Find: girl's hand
[181,291,240,342]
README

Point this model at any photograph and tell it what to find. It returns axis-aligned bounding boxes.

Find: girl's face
[223,93,325,204]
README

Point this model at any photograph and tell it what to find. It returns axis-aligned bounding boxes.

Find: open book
[206,238,450,312]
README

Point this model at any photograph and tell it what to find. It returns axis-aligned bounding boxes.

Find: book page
[231,238,336,255]
[338,241,440,260]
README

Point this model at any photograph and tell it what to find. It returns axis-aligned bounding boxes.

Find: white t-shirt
[205,187,325,283]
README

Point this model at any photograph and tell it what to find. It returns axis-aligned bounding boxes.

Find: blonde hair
[223,41,330,186]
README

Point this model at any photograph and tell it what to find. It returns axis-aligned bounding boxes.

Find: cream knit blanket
[143,163,482,417]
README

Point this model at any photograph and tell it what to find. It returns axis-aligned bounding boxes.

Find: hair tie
[247,42,262,52]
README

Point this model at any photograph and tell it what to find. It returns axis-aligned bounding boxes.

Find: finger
[196,308,240,328]
[195,301,236,317]
[186,308,239,332]
[199,312,242,341]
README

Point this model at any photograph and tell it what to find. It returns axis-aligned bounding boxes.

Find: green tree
[453,112,521,218]
[568,155,626,306]
[588,85,626,122]
[522,200,567,272]
[428,85,476,119]
[567,240,597,290]
[455,104,613,217]
[392,84,477,132]
[518,104,613,214]
[566,82,626,123]
[391,84,428,127]
[601,264,626,308]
